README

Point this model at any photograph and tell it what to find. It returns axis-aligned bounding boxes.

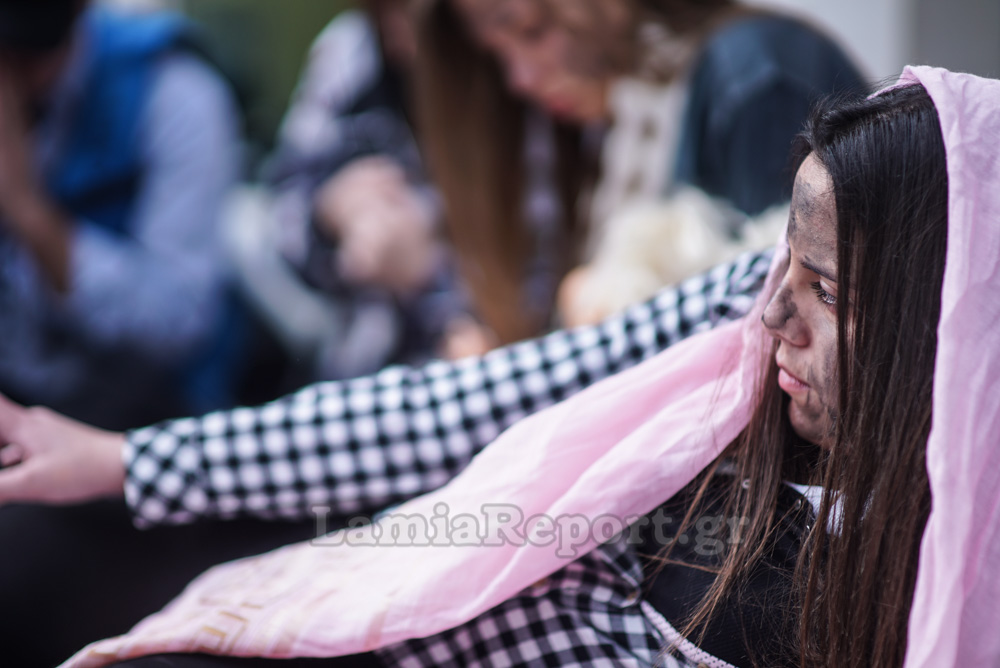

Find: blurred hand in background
[314,155,440,295]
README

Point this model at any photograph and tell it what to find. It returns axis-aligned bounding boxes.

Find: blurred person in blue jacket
[0,6,307,668]
[0,0,241,430]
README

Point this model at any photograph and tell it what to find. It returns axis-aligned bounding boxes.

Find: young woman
[2,66,997,667]
[415,0,866,345]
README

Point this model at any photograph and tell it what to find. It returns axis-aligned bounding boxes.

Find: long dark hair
[655,84,948,667]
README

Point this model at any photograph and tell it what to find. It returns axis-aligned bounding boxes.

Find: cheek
[810,317,840,407]
[530,33,573,77]
[478,27,513,57]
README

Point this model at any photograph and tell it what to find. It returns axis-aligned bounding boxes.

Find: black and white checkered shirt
[124,249,772,530]
[119,250,773,668]
[377,530,737,667]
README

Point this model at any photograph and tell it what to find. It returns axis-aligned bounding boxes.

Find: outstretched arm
[123,249,772,527]
[0,250,771,524]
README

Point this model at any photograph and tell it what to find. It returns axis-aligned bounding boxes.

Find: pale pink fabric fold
[64,66,1000,667]
[896,66,1000,667]
[62,295,780,666]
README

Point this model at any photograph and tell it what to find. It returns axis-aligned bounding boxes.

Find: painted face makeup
[762,153,841,448]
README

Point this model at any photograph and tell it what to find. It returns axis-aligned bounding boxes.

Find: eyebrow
[800,257,837,283]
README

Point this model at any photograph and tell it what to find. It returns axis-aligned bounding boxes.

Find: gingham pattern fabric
[124,249,773,528]
[377,532,723,668]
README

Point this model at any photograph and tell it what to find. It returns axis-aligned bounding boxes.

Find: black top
[638,477,817,667]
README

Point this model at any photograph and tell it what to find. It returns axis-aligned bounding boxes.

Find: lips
[777,364,810,394]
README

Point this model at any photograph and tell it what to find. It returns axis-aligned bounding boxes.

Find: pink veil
[64,66,1000,668]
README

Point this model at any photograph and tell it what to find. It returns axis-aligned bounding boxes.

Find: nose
[504,51,543,98]
[762,283,808,347]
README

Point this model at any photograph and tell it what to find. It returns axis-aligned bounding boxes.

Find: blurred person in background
[3,67,999,668]
[0,0,863,662]
[415,0,866,349]
[0,3,316,667]
[0,0,241,431]
[261,0,470,378]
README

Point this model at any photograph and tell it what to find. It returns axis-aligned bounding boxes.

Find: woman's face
[762,153,842,448]
[453,0,615,123]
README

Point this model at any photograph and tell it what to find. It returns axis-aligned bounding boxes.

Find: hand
[314,157,438,294]
[440,316,500,360]
[313,156,410,236]
[557,264,604,328]
[337,202,440,294]
[0,394,127,506]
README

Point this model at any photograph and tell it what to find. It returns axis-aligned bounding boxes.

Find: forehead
[452,0,627,33]
[788,153,837,262]
[453,0,529,24]
[452,0,534,42]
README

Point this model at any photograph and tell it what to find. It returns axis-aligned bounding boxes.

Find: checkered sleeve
[376,534,701,667]
[123,249,773,527]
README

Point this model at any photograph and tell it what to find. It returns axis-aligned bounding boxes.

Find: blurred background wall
[177,0,348,164]
[104,0,349,164]
[101,0,999,160]
[750,0,999,82]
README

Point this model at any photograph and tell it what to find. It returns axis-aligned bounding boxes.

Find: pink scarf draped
[64,66,1000,668]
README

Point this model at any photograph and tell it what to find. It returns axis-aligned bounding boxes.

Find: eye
[811,281,837,308]
[511,13,549,44]
[519,22,547,42]
[489,3,548,43]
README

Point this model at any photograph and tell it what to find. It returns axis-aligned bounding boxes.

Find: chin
[545,103,587,124]
[788,403,832,449]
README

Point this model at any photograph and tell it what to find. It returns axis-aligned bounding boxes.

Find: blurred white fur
[561,188,787,327]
